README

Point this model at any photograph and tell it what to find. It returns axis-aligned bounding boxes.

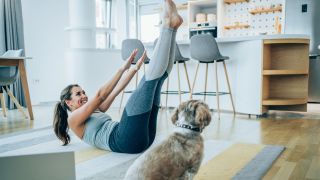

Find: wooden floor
[1,103,320,179]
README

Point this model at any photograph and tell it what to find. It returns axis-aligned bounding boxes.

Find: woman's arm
[68,50,139,129]
[98,51,146,112]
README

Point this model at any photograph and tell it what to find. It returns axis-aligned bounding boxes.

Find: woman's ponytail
[53,84,79,145]
[53,102,70,145]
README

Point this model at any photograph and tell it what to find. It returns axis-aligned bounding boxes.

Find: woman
[53,0,183,154]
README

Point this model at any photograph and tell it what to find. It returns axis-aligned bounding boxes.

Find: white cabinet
[188,0,218,38]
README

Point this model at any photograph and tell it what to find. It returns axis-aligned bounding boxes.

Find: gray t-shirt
[82,111,118,151]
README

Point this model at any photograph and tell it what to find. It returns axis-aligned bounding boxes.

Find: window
[140,13,160,43]
[138,3,160,43]
[96,0,115,49]
[127,0,138,38]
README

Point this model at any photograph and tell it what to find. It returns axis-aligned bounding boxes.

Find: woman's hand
[134,50,147,71]
[121,49,138,71]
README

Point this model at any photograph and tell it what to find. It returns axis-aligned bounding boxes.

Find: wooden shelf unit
[262,39,310,113]
[224,24,250,30]
[249,6,282,14]
[263,98,308,106]
[263,70,308,75]
[224,0,249,4]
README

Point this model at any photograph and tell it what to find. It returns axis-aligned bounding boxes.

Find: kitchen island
[146,34,310,115]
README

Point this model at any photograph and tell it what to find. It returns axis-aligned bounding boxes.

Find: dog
[124,99,212,180]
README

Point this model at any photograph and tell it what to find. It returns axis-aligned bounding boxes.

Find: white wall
[284,0,320,54]
[65,49,125,107]
[21,0,128,106]
[21,0,70,104]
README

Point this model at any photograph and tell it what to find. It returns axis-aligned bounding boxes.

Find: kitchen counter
[144,35,310,115]
[144,34,309,47]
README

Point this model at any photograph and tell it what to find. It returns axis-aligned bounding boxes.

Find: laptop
[0,151,76,180]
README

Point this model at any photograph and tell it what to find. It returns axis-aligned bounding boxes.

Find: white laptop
[0,151,76,180]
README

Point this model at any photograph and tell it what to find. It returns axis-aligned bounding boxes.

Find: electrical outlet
[32,79,40,84]
[302,4,308,13]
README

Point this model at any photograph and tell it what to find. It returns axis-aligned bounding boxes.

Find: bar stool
[154,39,191,108]
[189,34,235,119]
[119,39,150,110]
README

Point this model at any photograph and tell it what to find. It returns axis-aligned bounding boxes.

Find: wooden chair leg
[183,62,191,92]
[177,63,181,104]
[223,61,235,115]
[215,62,220,120]
[0,90,7,117]
[190,62,200,100]
[204,63,209,102]
[4,86,28,119]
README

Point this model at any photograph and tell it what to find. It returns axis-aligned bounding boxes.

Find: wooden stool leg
[204,63,209,102]
[223,61,235,115]
[165,76,169,109]
[215,62,220,120]
[135,70,139,88]
[183,62,191,92]
[4,86,28,119]
[190,62,200,100]
[119,90,125,112]
[177,63,181,104]
[0,88,7,117]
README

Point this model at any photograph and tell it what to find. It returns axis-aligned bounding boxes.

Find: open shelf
[224,24,250,30]
[262,39,309,113]
[249,6,282,14]
[155,3,187,11]
[263,70,308,75]
[263,43,309,70]
[224,0,249,4]
[262,98,308,106]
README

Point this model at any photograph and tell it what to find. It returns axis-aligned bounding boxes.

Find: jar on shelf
[196,13,206,23]
[207,14,216,23]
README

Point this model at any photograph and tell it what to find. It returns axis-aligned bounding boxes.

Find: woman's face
[66,86,88,111]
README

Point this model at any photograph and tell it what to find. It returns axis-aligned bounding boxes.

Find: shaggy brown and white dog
[124,99,212,180]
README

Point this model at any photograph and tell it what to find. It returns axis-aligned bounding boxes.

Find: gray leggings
[109,28,176,153]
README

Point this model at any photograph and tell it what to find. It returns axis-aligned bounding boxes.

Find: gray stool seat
[121,39,150,64]
[199,56,229,63]
[190,34,235,119]
[119,39,150,110]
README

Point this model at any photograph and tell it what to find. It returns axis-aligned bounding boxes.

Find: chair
[0,49,28,118]
[189,34,235,119]
[154,38,191,108]
[119,39,151,110]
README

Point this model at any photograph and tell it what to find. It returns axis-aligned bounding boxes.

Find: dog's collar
[175,123,202,132]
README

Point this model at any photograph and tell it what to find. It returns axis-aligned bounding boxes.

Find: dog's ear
[195,102,212,129]
[171,107,179,124]
[171,101,188,124]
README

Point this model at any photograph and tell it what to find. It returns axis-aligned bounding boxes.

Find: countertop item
[196,13,206,23]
